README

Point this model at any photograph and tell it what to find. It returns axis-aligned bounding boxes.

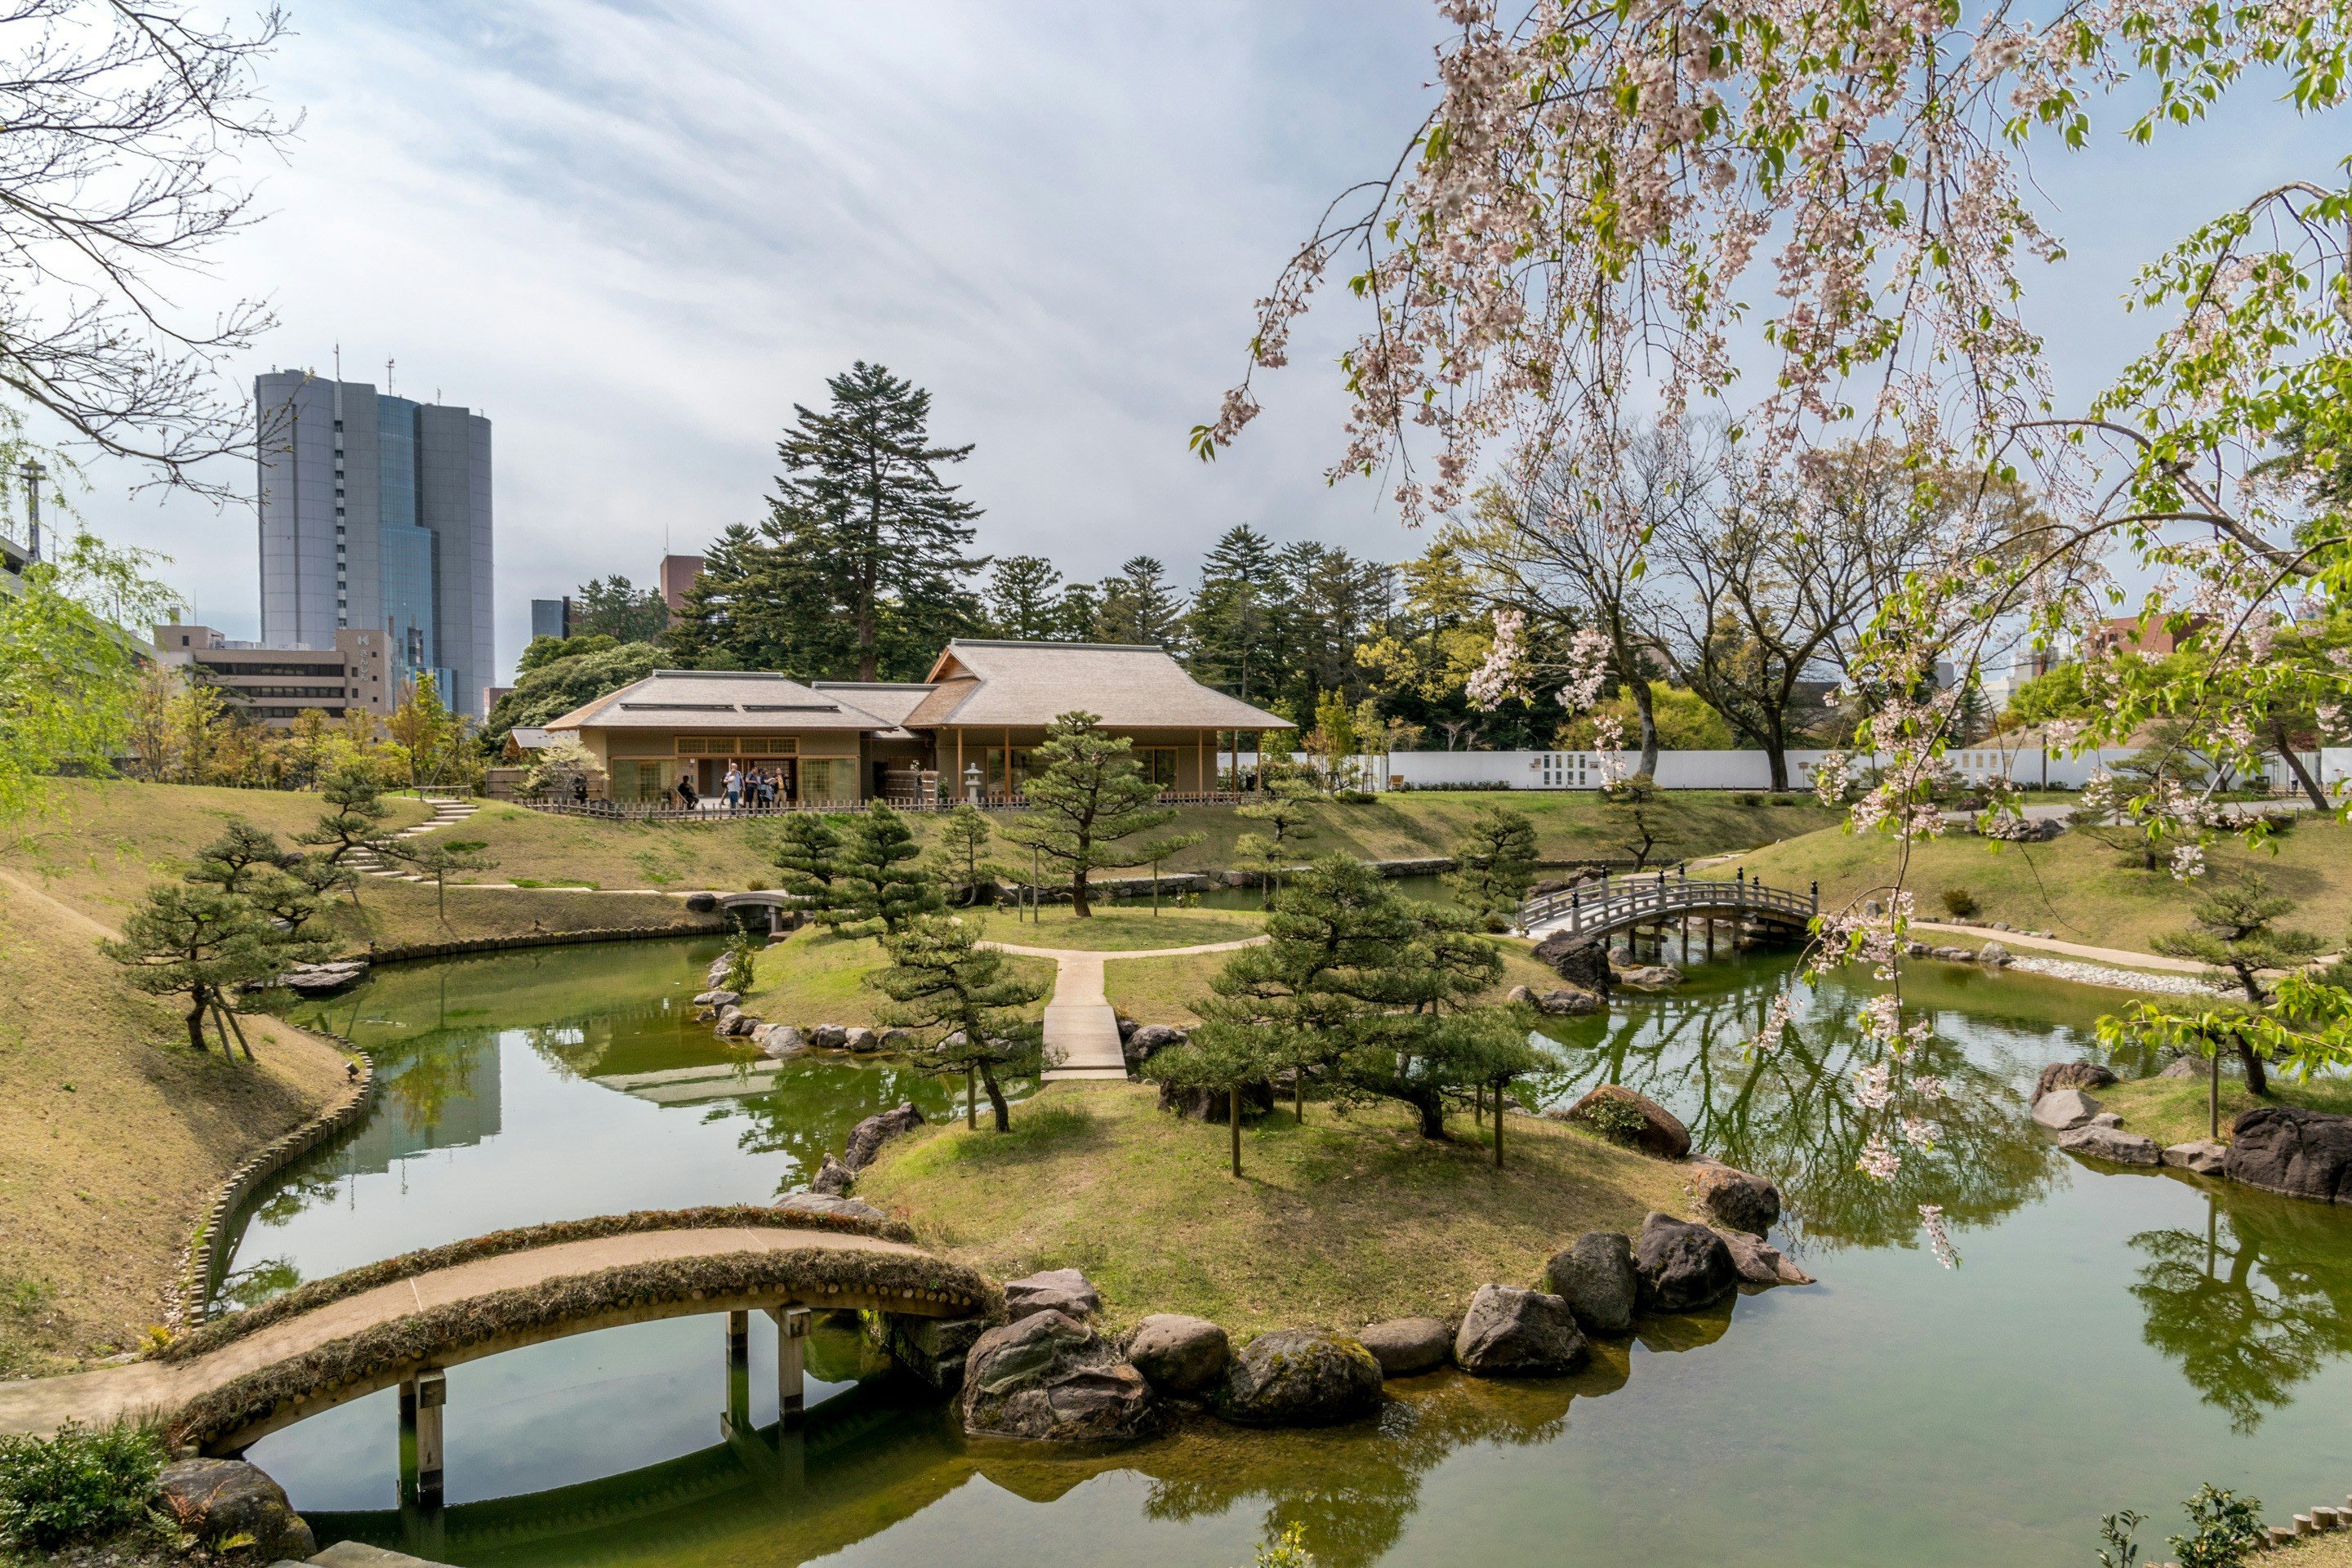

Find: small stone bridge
[1520,870,1818,947]
[0,1216,992,1494]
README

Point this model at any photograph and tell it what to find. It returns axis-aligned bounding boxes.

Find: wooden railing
[1519,870,1817,941]
[510,788,1264,822]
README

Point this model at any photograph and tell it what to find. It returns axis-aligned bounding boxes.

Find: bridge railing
[1519,871,1817,940]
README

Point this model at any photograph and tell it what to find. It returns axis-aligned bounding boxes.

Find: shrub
[1333,789,1375,804]
[2169,1485,2265,1568]
[1940,888,1981,919]
[1578,1097,1651,1147]
[0,1419,167,1549]
[1736,793,1763,807]
[1768,794,1797,807]
[720,933,760,995]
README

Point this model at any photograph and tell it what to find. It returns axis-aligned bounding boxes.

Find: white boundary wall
[1370,746,2352,793]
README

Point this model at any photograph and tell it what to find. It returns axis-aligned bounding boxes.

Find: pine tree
[380,836,499,921]
[1054,581,1102,642]
[827,803,943,935]
[1192,525,1280,701]
[929,802,1004,902]
[101,884,317,1058]
[1000,710,1177,916]
[2151,875,2326,1096]
[185,817,294,894]
[1450,804,1539,926]
[293,768,394,901]
[768,813,847,922]
[1094,556,1187,647]
[768,361,988,681]
[571,575,670,643]
[987,555,1066,640]
[875,914,1047,1131]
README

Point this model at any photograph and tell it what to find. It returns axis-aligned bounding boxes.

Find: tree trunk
[2270,719,2330,810]
[2208,1049,2221,1140]
[1071,865,1092,918]
[1494,1082,1505,1168]
[1631,674,1660,778]
[1229,1086,1241,1177]
[1765,737,1790,792]
[980,1062,1011,1131]
[2236,1039,2270,1098]
[185,992,212,1054]
[1414,1092,1446,1140]
[966,1064,977,1130]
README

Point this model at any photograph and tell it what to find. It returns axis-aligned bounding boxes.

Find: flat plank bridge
[1519,870,1818,946]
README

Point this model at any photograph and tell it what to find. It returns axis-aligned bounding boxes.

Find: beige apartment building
[154,623,399,728]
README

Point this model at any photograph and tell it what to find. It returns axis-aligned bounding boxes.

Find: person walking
[724,761,742,813]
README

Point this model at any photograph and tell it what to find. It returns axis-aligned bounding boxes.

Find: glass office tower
[256,372,493,718]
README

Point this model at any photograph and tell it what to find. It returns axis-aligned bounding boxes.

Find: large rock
[961,1311,1158,1443]
[1634,1211,1739,1312]
[1157,1079,1274,1123]
[2034,1061,2120,1104]
[1718,1227,1811,1285]
[1216,1330,1384,1427]
[715,1006,759,1037]
[154,1459,316,1561]
[1614,964,1684,990]
[808,1023,850,1050]
[1545,1232,1637,1335]
[2056,1123,2160,1166]
[2031,1087,2101,1130]
[843,1102,925,1169]
[777,1191,884,1223]
[1690,1160,1781,1236]
[1127,1313,1230,1395]
[1977,941,2012,965]
[1536,987,1602,1017]
[808,1153,855,1196]
[755,1023,805,1058]
[2160,1141,2229,1176]
[1453,1285,1588,1376]
[2225,1105,2352,1203]
[1125,1024,1187,1067]
[1356,1316,1450,1377]
[2158,1057,2203,1080]
[880,1313,991,1393]
[1553,1085,1691,1159]
[1004,1267,1102,1321]
[843,1025,880,1053]
[1530,933,1613,996]
[693,989,741,1008]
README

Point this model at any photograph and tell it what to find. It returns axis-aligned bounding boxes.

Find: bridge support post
[398,1368,447,1512]
[726,1310,751,1430]
[768,1306,810,1430]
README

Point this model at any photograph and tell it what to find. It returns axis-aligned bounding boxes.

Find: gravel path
[2007,956,2225,996]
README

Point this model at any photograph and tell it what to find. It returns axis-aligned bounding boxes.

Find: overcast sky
[60,1,2346,683]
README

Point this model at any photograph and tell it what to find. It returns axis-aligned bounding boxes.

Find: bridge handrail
[1519,870,1817,938]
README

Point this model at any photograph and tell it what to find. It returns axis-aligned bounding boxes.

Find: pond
[221,934,2352,1567]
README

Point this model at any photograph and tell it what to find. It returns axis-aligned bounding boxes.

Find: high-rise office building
[530,597,570,640]
[256,372,494,719]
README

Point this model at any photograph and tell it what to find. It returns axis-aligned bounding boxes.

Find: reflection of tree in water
[247,1170,342,1227]
[1131,1358,1631,1568]
[217,1256,302,1310]
[373,1028,493,1137]
[2129,1187,2352,1432]
[1532,971,2058,1250]
[727,1063,964,1190]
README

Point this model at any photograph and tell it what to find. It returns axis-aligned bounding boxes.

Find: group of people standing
[671,761,790,813]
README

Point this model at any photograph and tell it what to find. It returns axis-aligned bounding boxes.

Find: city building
[154,622,394,726]
[530,597,570,641]
[657,554,702,616]
[255,371,494,718]
[545,639,1291,806]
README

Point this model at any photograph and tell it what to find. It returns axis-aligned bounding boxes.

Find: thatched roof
[905,641,1293,730]
[543,670,890,733]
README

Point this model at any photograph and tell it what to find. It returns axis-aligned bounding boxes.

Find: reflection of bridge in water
[1520,871,1818,947]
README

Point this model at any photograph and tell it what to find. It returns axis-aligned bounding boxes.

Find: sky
[48,1,2352,685]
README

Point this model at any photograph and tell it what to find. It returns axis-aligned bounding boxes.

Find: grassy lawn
[2265,1535,2352,1565]
[969,904,1267,951]
[448,802,779,891]
[2101,1071,2352,1148]
[858,1080,1695,1336]
[1104,935,1565,1026]
[0,873,352,1375]
[1717,817,2352,957]
[742,924,1057,1030]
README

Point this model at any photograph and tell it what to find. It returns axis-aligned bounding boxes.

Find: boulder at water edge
[881,1314,991,1393]
[2031,1088,2101,1130]
[1690,1160,1782,1236]
[961,1311,1158,1443]
[2034,1061,2120,1103]
[693,989,740,1008]
[1718,1228,1811,1285]
[1530,933,1613,995]
[1614,964,1685,990]
[1536,987,1602,1016]
[2160,1141,2229,1176]
[1977,941,2012,965]
[808,1023,850,1050]
[1634,1212,1739,1312]
[1215,1330,1384,1427]
[1454,1285,1588,1376]
[1127,1313,1230,1395]
[844,1102,925,1169]
[1004,1267,1102,1321]
[154,1459,316,1562]
[1356,1316,1451,1377]
[2158,1057,2203,1080]
[1544,1232,1637,1336]
[2224,1106,2352,1203]
[2056,1123,2160,1166]
[755,1023,805,1058]
[808,1153,855,1196]
[777,1191,884,1223]
[1553,1085,1691,1159]
[844,1025,880,1053]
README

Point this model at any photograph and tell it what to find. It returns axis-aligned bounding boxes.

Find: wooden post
[768,1306,810,1430]
[2210,1049,2221,1142]
[967,1063,978,1130]
[1494,1082,1505,1168]
[402,1368,446,1510]
[1229,1086,1241,1178]
[726,1310,751,1430]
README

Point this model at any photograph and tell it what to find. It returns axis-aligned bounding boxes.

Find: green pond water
[221,933,2352,1567]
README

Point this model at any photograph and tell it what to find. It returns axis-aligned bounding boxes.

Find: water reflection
[2129,1183,2352,1432]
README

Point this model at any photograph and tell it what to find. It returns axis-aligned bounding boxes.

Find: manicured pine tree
[185,817,295,893]
[100,884,321,1058]
[1001,710,1177,917]
[379,836,499,921]
[1233,773,1320,904]
[875,915,1047,1131]
[929,801,1004,903]
[1450,804,1539,927]
[768,813,847,924]
[827,803,943,936]
[2150,875,2326,1097]
[292,767,396,902]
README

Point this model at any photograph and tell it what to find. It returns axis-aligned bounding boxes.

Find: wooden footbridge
[1519,869,1817,946]
[0,1214,993,1508]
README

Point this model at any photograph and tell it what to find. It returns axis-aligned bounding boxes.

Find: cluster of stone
[2023,1059,2352,1190]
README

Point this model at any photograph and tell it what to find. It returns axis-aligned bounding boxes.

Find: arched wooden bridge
[0,1217,992,1461]
[1519,871,1817,946]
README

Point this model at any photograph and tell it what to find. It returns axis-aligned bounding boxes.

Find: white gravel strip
[2007,956,2225,996]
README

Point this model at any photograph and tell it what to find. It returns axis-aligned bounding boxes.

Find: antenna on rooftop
[333,343,341,383]
[386,357,394,395]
